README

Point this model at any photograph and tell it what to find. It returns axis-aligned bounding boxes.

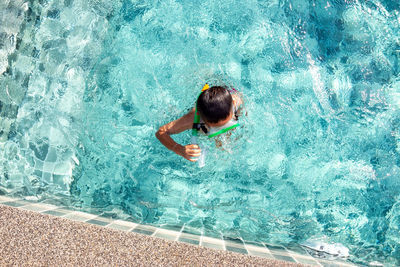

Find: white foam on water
[307,53,334,115]
[301,237,350,258]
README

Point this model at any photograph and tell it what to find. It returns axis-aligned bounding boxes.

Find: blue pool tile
[225,245,248,254]
[0,196,17,203]
[223,236,244,245]
[294,257,321,266]
[107,223,133,231]
[247,249,274,259]
[202,241,224,250]
[132,229,154,235]
[286,243,309,255]
[318,259,355,267]
[42,210,67,217]
[106,220,138,231]
[319,262,346,267]
[273,254,297,263]
[2,200,29,207]
[159,224,183,232]
[201,236,225,250]
[265,243,288,252]
[63,212,97,222]
[154,229,178,241]
[244,240,266,248]
[179,233,200,246]
[224,237,248,255]
[181,226,202,236]
[21,204,50,212]
[179,237,200,245]
[86,219,110,226]
[202,229,223,239]
[52,208,74,214]
[245,242,271,256]
[132,226,155,236]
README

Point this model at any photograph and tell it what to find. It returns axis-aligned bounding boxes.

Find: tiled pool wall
[0,0,28,142]
[0,195,358,267]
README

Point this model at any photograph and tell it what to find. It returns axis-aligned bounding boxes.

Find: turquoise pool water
[1,0,400,265]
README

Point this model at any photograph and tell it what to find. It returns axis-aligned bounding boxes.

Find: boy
[156,85,243,162]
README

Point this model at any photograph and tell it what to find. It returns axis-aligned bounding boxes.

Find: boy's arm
[155,108,201,161]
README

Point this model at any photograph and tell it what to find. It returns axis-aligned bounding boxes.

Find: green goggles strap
[207,123,240,138]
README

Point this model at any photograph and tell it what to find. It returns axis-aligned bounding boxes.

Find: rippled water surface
[1,0,400,265]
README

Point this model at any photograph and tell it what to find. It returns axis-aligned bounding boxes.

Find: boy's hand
[177,144,201,162]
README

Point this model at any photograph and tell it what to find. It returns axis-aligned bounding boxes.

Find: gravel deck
[0,204,307,266]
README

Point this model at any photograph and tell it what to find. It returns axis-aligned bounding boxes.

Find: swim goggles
[192,84,240,138]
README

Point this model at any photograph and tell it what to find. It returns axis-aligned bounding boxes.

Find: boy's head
[196,86,233,125]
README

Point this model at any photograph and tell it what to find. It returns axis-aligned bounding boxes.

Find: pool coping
[0,195,357,266]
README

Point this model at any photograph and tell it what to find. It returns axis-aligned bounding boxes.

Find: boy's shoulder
[232,92,243,107]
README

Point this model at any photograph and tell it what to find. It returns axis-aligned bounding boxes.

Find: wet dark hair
[196,86,232,124]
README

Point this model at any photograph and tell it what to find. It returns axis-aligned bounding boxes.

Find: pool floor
[0,196,357,266]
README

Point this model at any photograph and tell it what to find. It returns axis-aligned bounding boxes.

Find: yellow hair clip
[201,83,210,92]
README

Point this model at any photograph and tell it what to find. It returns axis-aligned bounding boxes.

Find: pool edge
[0,195,356,266]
